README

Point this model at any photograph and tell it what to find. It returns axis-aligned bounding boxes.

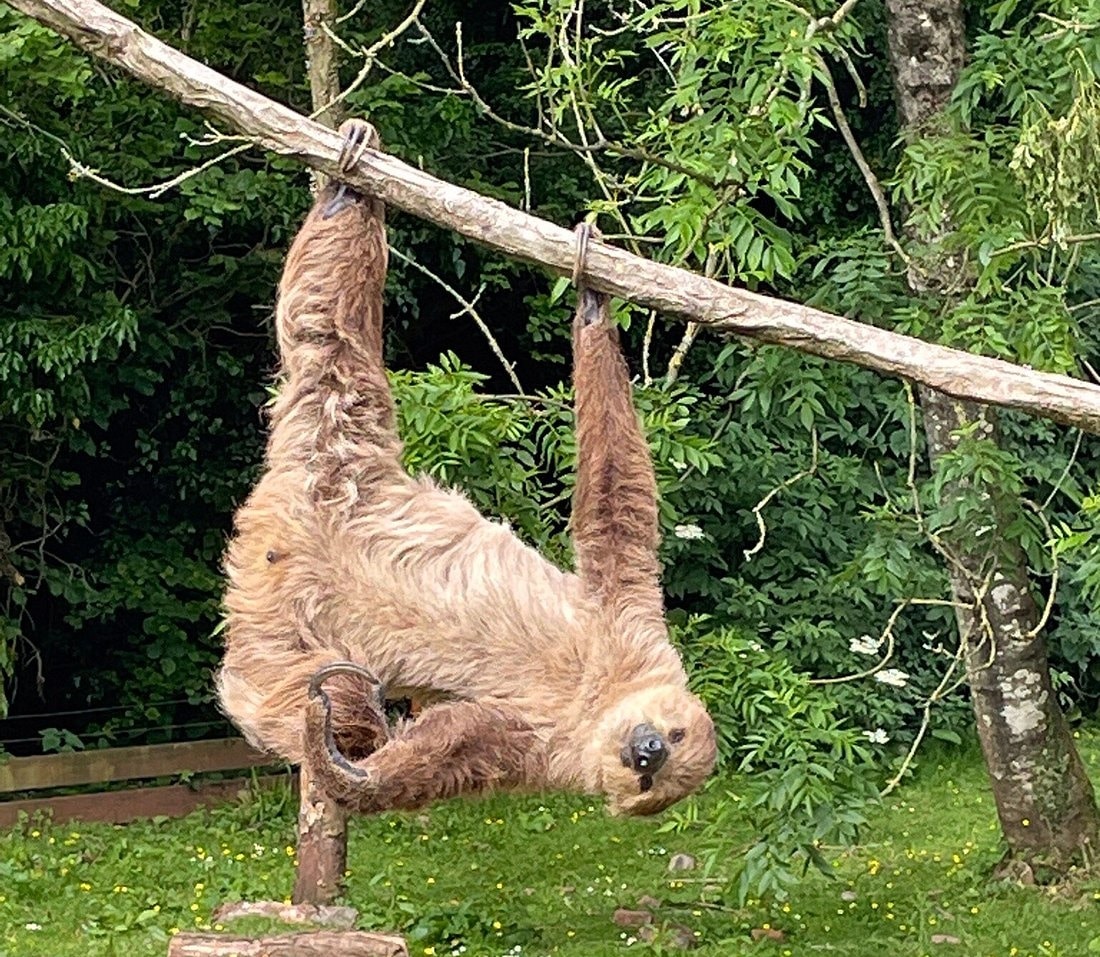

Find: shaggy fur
[219,120,716,816]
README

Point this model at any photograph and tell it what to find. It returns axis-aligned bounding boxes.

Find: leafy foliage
[668,619,879,900]
[1,0,1099,903]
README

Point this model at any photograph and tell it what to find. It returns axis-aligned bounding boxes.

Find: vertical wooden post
[302,0,343,192]
[292,766,349,904]
[293,0,349,905]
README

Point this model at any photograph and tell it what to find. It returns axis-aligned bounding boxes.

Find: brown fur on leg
[303,696,547,813]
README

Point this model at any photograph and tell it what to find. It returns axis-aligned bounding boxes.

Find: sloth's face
[594,685,717,816]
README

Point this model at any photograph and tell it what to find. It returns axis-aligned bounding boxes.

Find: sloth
[218,119,716,816]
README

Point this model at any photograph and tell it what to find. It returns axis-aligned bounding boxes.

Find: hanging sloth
[218,119,716,816]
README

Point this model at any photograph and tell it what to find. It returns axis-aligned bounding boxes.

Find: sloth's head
[589,685,717,816]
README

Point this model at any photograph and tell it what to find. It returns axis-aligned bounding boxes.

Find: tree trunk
[885,0,1099,871]
[302,0,342,131]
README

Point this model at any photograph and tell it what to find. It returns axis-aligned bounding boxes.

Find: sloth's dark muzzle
[620,722,669,775]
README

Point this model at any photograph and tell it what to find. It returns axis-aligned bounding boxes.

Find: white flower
[874,668,910,688]
[862,728,890,744]
[24,923,42,931]
[849,634,881,656]
[673,523,705,540]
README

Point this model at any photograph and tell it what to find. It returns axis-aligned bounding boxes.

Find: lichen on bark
[885,0,1099,873]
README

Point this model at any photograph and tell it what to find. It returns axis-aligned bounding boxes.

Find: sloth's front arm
[303,685,545,812]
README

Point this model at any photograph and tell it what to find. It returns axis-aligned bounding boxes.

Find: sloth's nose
[622,722,668,774]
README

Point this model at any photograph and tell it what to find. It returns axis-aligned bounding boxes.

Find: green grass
[3,733,1100,957]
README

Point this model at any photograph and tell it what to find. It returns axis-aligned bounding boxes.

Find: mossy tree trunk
[885,0,1099,872]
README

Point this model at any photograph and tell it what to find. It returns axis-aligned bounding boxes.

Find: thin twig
[816,53,908,262]
[880,633,968,796]
[1041,430,1084,510]
[991,231,1100,257]
[666,248,718,384]
[388,244,525,393]
[73,142,251,198]
[312,0,429,122]
[743,428,819,561]
[1022,499,1059,639]
[1,103,254,197]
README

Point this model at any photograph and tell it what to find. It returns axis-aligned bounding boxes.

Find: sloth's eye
[639,774,653,792]
[668,728,686,744]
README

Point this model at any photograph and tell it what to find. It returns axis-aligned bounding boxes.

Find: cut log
[167,931,407,957]
[9,0,1100,434]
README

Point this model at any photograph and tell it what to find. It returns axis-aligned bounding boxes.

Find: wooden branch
[292,767,349,905]
[10,0,1100,434]
[167,931,407,957]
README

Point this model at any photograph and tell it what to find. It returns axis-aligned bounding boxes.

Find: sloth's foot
[337,118,379,174]
[320,119,380,218]
[307,661,391,761]
[572,222,606,326]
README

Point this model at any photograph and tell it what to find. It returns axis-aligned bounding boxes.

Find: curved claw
[571,223,607,327]
[307,660,382,700]
[337,118,380,174]
[305,661,387,782]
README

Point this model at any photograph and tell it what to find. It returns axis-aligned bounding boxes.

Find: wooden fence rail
[0,738,283,828]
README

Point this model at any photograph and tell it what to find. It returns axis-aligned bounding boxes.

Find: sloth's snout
[620,722,669,774]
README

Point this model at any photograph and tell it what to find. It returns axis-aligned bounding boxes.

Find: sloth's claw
[337,118,379,174]
[307,660,382,699]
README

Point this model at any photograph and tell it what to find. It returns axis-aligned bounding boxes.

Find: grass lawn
[2,732,1099,957]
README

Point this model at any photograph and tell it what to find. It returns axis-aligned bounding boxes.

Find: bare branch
[743,429,819,561]
[11,0,1100,434]
[816,54,907,261]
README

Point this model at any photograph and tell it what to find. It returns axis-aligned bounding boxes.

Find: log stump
[167,930,407,956]
[291,766,348,905]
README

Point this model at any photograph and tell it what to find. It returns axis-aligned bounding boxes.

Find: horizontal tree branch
[11,0,1100,434]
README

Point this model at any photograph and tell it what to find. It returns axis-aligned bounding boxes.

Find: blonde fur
[220,121,716,815]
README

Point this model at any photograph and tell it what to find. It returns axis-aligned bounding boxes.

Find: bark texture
[9,0,1100,433]
[886,0,1099,869]
[922,394,1098,865]
[167,931,407,957]
[291,0,348,906]
[291,767,348,905]
[302,0,342,130]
